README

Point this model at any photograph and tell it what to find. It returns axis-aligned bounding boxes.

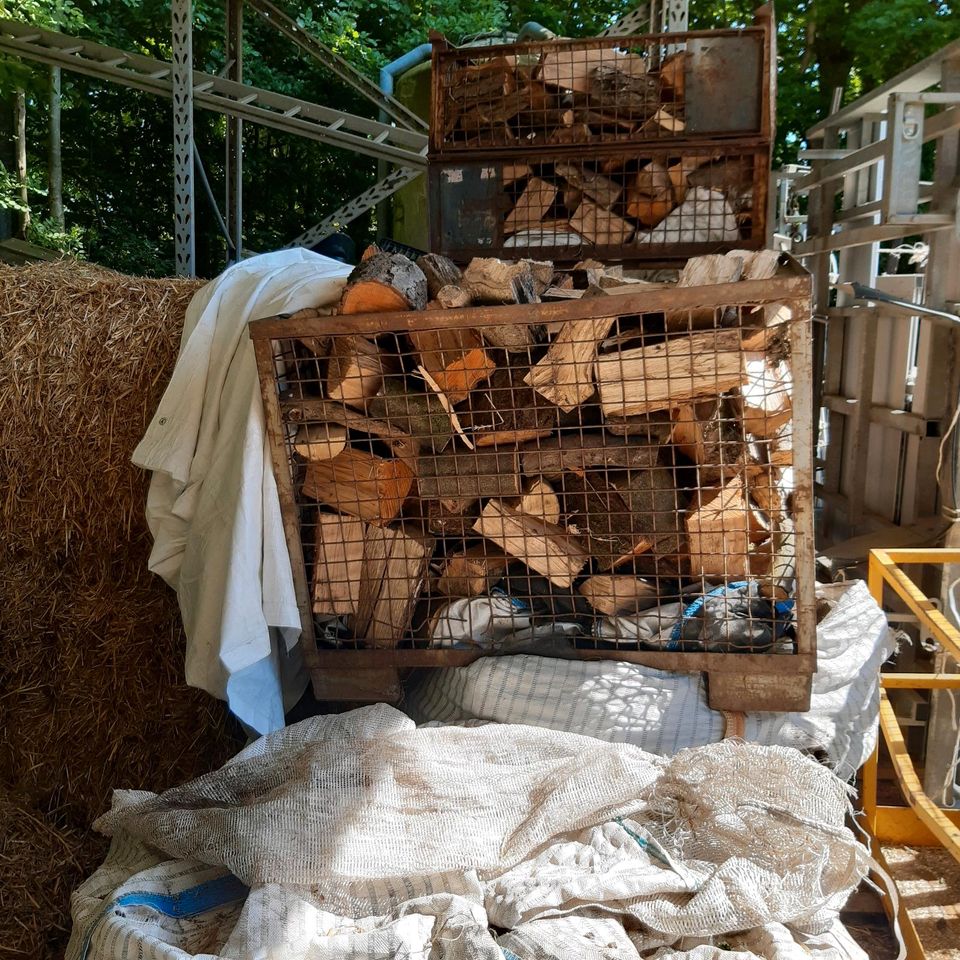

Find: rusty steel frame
[428,18,774,158]
[250,270,815,707]
[427,141,772,266]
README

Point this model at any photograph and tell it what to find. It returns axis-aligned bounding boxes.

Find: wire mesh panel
[429,145,767,263]
[429,21,772,155]
[251,267,814,712]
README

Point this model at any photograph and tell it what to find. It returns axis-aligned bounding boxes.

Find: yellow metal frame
[865,548,960,960]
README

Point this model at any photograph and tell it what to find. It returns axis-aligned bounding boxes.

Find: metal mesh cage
[428,145,768,264]
[251,266,814,712]
[429,23,772,155]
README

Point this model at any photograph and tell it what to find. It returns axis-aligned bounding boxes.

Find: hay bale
[0,261,241,958]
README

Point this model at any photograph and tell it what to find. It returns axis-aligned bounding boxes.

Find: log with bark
[458,364,562,447]
[339,252,427,314]
[363,378,454,453]
[521,432,660,478]
[417,253,463,298]
[588,59,660,119]
[417,448,523,511]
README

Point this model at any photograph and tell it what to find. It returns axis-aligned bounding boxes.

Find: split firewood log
[408,327,495,404]
[504,177,559,236]
[417,253,463,299]
[539,46,608,94]
[435,285,472,309]
[463,257,539,305]
[626,161,674,226]
[555,162,621,210]
[579,575,659,617]
[473,499,589,588]
[353,525,435,647]
[513,478,561,525]
[462,259,543,352]
[524,316,616,412]
[326,335,397,406]
[292,422,348,462]
[596,329,747,416]
[301,447,414,525]
[658,52,688,100]
[685,475,752,579]
[339,252,427,314]
[437,544,509,598]
[569,200,634,245]
[664,253,745,330]
[640,107,685,136]
[312,514,365,616]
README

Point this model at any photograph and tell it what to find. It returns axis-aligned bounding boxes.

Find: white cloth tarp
[408,580,892,781]
[67,705,872,960]
[132,250,352,733]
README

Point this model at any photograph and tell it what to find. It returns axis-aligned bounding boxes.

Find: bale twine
[0,261,240,958]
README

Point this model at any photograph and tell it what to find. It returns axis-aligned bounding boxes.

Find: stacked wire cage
[251,261,815,712]
[427,12,774,263]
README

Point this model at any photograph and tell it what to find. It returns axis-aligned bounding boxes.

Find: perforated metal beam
[286,167,423,249]
[171,0,195,276]
[0,19,427,168]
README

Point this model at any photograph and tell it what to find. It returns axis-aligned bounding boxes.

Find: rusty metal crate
[429,14,773,157]
[250,265,814,712]
[428,141,770,264]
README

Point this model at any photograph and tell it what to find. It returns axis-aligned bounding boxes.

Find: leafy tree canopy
[0,0,956,275]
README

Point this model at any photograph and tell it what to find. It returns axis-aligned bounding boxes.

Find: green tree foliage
[0,0,956,275]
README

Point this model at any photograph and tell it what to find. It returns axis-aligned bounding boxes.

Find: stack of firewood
[435,44,755,248]
[440,47,686,149]
[294,248,795,646]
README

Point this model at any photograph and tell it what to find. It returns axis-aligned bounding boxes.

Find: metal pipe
[193,146,235,256]
[379,43,432,99]
[515,22,556,41]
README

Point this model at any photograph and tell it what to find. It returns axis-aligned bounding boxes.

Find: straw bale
[0,261,240,958]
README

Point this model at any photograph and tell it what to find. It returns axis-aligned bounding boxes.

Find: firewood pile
[428,23,772,261]
[253,247,813,699]
[434,42,691,151]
